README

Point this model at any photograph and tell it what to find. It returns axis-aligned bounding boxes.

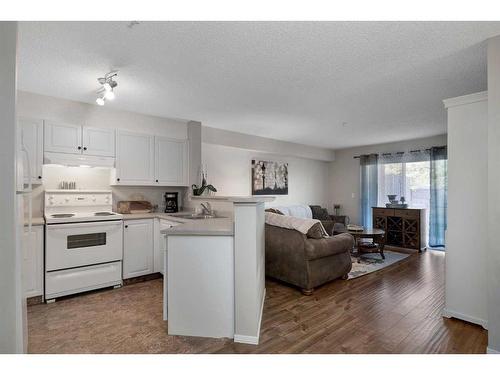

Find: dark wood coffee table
[347,228,386,261]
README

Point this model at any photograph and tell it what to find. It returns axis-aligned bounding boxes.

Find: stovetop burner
[94,212,116,216]
[51,213,75,218]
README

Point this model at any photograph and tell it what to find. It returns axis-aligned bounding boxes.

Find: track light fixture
[96,71,118,106]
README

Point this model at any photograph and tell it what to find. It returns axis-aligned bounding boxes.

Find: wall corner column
[487,35,500,353]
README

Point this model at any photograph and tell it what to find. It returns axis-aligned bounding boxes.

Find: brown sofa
[309,205,349,235]
[265,223,354,295]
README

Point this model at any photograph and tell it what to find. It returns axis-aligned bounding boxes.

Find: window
[377,160,430,210]
[377,156,431,245]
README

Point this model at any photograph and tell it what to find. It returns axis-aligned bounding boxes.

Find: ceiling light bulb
[104,90,115,100]
[96,97,105,106]
[103,82,112,92]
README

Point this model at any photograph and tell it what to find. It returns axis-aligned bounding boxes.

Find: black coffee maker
[164,192,179,213]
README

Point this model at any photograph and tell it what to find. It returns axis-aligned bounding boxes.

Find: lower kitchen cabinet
[22,225,44,298]
[123,219,154,279]
[154,218,182,275]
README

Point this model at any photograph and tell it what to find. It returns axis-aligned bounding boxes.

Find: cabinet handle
[38,176,42,179]
[125,225,128,228]
[156,179,159,183]
[77,146,82,150]
[83,147,87,151]
[117,178,120,181]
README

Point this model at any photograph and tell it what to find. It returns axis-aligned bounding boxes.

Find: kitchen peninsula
[162,195,274,344]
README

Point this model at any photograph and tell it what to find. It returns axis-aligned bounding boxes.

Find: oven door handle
[46,220,123,231]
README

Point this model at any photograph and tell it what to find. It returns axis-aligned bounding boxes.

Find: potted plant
[192,166,217,196]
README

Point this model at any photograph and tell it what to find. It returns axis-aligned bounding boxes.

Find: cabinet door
[19,117,43,184]
[155,137,188,186]
[115,130,155,185]
[22,226,44,298]
[44,121,82,154]
[123,219,154,279]
[153,219,163,274]
[82,127,115,157]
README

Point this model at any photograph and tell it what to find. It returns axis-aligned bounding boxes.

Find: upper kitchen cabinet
[82,127,115,157]
[19,117,44,184]
[44,121,82,154]
[44,122,115,157]
[114,130,155,185]
[155,136,189,186]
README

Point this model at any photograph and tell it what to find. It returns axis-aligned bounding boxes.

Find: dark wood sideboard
[372,207,426,251]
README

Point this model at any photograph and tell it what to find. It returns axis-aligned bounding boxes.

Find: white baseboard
[442,308,488,329]
[234,334,259,345]
[234,288,266,346]
[487,347,500,354]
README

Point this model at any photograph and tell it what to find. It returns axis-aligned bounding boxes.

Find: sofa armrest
[304,233,354,260]
[265,224,309,286]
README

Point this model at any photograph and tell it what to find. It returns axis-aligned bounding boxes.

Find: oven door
[46,220,123,271]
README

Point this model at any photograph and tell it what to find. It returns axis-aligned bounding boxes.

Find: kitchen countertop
[25,217,45,226]
[190,195,275,203]
[161,218,234,236]
[121,211,197,223]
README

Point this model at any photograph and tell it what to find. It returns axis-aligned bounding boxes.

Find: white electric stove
[44,190,123,302]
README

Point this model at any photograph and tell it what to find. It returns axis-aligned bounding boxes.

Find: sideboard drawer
[394,209,420,219]
[373,208,394,217]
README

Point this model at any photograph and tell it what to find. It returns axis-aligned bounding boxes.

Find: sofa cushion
[270,205,313,219]
[265,212,328,237]
[265,208,284,215]
[303,233,354,260]
[309,205,331,221]
[306,222,325,239]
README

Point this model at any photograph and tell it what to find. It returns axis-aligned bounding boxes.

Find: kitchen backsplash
[28,165,189,217]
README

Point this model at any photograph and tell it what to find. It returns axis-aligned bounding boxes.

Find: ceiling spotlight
[96,71,118,106]
[104,90,115,100]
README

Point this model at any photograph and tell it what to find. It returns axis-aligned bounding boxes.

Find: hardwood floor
[27,250,487,354]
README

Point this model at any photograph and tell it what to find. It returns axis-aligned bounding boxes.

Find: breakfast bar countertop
[120,211,196,223]
[161,218,234,236]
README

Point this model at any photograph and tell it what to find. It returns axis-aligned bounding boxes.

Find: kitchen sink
[173,213,225,220]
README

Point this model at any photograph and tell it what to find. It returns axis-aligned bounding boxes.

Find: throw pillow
[306,222,324,239]
[265,208,284,215]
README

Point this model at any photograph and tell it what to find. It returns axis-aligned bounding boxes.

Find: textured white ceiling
[18,21,500,149]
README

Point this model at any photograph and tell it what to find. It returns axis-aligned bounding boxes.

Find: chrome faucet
[200,202,212,216]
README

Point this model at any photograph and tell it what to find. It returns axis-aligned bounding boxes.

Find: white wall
[18,91,188,138]
[202,142,331,209]
[203,126,335,162]
[328,134,447,224]
[0,21,23,353]
[487,36,500,353]
[443,93,488,329]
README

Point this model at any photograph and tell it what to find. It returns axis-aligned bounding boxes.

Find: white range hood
[44,152,115,168]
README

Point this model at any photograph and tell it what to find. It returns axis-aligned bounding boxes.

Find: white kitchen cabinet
[45,122,115,157]
[123,219,154,279]
[154,218,181,275]
[44,121,82,154]
[82,127,115,157]
[114,130,155,185]
[155,137,189,186]
[22,225,44,298]
[19,117,44,184]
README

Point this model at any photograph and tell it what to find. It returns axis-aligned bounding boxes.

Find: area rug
[348,250,411,279]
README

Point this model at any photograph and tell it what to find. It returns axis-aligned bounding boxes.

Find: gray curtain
[429,146,447,248]
[360,154,378,228]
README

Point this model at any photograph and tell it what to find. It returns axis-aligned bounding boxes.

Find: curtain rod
[352,145,446,159]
